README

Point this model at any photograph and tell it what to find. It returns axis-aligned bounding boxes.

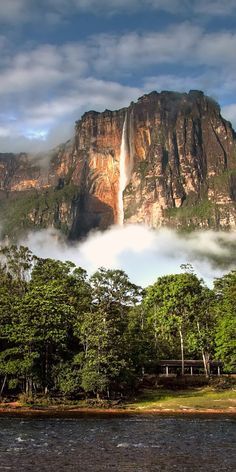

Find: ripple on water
[0,415,235,471]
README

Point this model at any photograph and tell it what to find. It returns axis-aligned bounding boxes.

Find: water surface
[0,414,235,471]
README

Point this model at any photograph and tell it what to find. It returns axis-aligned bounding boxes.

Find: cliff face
[0,90,236,240]
[123,91,236,229]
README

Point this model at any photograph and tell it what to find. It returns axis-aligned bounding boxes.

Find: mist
[21,225,236,287]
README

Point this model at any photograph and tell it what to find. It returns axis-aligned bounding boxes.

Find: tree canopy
[0,244,235,400]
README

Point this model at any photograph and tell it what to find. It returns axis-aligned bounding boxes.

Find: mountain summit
[0,90,236,240]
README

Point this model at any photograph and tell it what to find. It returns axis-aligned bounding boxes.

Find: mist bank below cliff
[20,225,236,287]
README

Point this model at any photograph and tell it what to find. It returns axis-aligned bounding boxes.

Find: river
[0,414,235,471]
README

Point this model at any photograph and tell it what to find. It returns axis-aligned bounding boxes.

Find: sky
[0,0,236,152]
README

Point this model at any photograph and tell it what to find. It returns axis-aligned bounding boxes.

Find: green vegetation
[138,160,149,179]
[144,271,214,377]
[165,170,236,230]
[211,169,236,191]
[0,183,78,239]
[165,198,215,222]
[0,246,235,404]
[127,387,236,411]
[124,200,141,219]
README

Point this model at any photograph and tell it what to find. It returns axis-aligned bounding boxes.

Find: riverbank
[0,387,235,416]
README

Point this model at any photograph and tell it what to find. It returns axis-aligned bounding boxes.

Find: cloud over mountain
[0,1,236,152]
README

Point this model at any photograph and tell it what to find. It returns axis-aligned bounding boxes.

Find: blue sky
[0,0,236,152]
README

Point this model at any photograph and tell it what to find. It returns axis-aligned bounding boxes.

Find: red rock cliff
[0,90,236,239]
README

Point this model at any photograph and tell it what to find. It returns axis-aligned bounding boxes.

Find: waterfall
[118,114,128,225]
[117,112,135,225]
[129,108,135,180]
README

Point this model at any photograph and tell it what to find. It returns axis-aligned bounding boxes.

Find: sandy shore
[0,403,235,417]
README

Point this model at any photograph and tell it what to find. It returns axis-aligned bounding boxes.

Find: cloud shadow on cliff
[69,193,115,240]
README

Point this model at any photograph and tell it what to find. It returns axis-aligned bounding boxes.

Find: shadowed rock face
[0,90,236,240]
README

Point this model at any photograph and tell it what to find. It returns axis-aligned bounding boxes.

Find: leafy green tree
[0,266,20,396]
[144,273,203,375]
[0,253,92,398]
[31,258,91,323]
[125,305,156,376]
[1,241,234,401]
[11,280,74,394]
[79,269,142,398]
[0,245,35,294]
[90,267,142,311]
[187,287,217,377]
[214,271,236,371]
[54,357,82,398]
[90,268,142,341]
[80,310,123,398]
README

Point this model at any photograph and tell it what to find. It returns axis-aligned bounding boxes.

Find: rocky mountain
[0,90,236,240]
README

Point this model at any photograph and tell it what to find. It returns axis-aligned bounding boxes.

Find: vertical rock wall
[0,90,236,239]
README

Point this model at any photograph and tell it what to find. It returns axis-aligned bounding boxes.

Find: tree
[0,245,35,294]
[187,287,216,377]
[54,358,82,398]
[31,258,91,324]
[11,280,74,394]
[90,267,142,336]
[125,305,156,377]
[0,266,20,397]
[79,269,142,398]
[80,310,123,398]
[90,268,142,310]
[213,271,236,371]
[144,273,203,375]
[9,258,89,395]
[0,253,92,397]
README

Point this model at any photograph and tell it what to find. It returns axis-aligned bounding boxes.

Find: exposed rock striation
[0,90,236,240]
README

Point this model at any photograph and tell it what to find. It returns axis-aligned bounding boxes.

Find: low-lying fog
[21,225,236,287]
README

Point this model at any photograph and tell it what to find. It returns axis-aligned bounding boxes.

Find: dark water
[0,414,235,471]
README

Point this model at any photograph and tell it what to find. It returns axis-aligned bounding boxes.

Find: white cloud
[0,124,72,153]
[1,23,236,152]
[0,43,88,96]
[222,104,236,129]
[0,77,141,152]
[22,225,236,287]
[28,78,141,120]
[0,126,11,138]
[142,71,236,106]
[0,0,179,24]
[86,24,201,74]
[195,0,236,16]
[143,74,204,94]
[68,0,184,14]
[0,0,30,23]
[40,0,236,17]
[1,25,236,97]
[93,27,236,72]
[0,0,236,25]
[196,32,236,67]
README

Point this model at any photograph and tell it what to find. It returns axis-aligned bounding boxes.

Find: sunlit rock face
[0,90,236,240]
[122,91,236,229]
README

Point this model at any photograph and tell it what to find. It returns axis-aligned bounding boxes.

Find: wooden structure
[157,360,223,376]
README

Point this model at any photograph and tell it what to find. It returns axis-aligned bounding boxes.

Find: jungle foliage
[0,245,235,400]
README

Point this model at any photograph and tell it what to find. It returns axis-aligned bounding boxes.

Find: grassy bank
[0,387,235,416]
[126,387,236,412]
